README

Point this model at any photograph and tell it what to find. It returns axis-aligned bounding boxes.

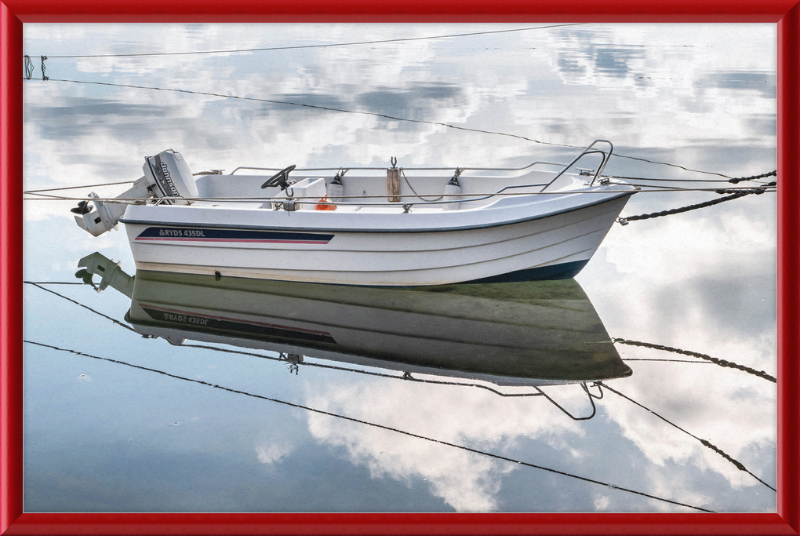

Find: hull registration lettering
[136,227,333,244]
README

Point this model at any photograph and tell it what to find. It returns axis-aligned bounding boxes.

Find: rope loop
[24,55,34,79]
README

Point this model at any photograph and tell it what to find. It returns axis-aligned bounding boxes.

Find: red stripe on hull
[135,238,330,244]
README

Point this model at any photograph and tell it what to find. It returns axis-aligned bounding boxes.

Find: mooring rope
[25,339,714,512]
[26,76,759,180]
[622,358,712,364]
[603,170,776,184]
[24,281,136,333]
[21,156,775,201]
[22,184,777,206]
[727,170,777,184]
[599,382,776,492]
[400,168,445,202]
[616,184,775,225]
[23,180,136,194]
[21,172,777,198]
[612,338,776,383]
[181,343,544,398]
[33,24,583,58]
[24,281,84,285]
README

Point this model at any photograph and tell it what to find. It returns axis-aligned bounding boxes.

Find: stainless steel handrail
[191,141,621,209]
[589,140,613,185]
[540,140,614,192]
[230,161,568,175]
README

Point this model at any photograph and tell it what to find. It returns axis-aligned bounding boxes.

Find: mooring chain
[612,338,776,383]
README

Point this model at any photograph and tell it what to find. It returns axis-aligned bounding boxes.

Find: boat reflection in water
[78,252,630,417]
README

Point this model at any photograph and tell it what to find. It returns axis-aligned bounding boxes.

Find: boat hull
[123,271,631,385]
[122,192,632,286]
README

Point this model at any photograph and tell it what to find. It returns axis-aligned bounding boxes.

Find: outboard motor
[76,252,135,298]
[142,150,199,204]
[73,149,199,237]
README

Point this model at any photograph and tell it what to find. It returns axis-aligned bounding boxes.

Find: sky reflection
[23,22,776,513]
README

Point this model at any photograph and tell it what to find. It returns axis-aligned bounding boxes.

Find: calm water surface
[22,23,777,513]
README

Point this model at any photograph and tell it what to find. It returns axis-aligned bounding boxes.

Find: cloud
[303,379,593,512]
[593,493,610,510]
[255,443,293,465]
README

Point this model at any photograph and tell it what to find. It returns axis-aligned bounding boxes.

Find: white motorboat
[72,140,637,286]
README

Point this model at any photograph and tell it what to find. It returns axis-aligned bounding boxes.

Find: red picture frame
[1,1,798,534]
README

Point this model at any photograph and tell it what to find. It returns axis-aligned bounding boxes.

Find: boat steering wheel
[261,165,297,190]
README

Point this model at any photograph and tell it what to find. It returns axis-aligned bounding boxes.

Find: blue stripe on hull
[135,226,333,243]
[461,260,590,284]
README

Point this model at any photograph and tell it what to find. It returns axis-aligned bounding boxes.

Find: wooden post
[387,168,401,202]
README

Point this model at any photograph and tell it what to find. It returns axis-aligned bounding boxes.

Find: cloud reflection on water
[22,22,777,513]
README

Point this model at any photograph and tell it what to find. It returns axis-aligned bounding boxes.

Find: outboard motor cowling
[76,252,135,298]
[142,149,199,205]
[73,149,199,237]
